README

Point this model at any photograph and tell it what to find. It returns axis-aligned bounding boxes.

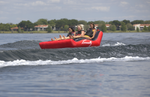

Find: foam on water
[102,42,126,47]
[0,56,150,68]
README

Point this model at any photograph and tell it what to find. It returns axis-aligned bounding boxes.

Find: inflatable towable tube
[39,31,103,49]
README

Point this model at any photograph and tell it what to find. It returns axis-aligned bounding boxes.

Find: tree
[48,18,78,30]
[101,23,107,32]
[109,20,121,30]
[48,20,56,30]
[0,23,3,31]
[94,20,105,24]
[64,25,69,31]
[84,24,89,32]
[18,26,21,33]
[98,23,102,31]
[4,24,10,31]
[18,20,34,31]
[18,21,26,28]
[87,21,94,24]
[78,20,87,25]
[144,20,150,24]
[68,19,78,26]
[148,26,150,31]
[60,27,64,31]
[131,20,144,24]
[143,26,148,32]
[0,23,10,31]
[26,20,34,30]
[47,25,52,33]
[10,24,17,28]
[110,20,121,26]
[122,19,130,25]
[121,22,127,32]
[109,24,116,31]
[126,23,134,31]
[136,27,139,32]
[48,20,55,26]
[55,18,69,30]
[35,19,48,25]
[10,24,17,33]
[34,22,38,26]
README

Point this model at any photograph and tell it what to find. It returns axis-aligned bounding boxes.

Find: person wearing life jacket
[85,23,96,39]
[67,27,75,37]
[73,23,96,40]
[51,27,75,41]
[74,25,85,37]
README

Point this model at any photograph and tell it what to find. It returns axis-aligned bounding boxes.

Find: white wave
[102,42,126,47]
[114,42,126,46]
[0,56,150,68]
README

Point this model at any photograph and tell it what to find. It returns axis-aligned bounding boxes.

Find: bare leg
[71,35,74,39]
[51,38,54,41]
[54,37,61,41]
[59,35,62,39]
[52,35,73,41]
[63,35,66,39]
[68,35,73,39]
[73,35,81,39]
[54,37,64,41]
[73,35,91,39]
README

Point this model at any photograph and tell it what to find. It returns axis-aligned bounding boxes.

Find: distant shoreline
[0,30,150,34]
[0,31,68,34]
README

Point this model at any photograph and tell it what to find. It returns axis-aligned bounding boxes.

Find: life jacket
[67,32,75,37]
[85,28,95,37]
[75,30,83,35]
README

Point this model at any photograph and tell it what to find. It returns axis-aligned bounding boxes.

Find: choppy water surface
[0,32,150,97]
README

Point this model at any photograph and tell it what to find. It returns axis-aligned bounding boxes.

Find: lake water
[0,32,150,97]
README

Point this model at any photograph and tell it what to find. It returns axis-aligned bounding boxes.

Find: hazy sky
[0,0,150,24]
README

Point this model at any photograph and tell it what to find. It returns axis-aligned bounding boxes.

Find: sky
[0,0,150,24]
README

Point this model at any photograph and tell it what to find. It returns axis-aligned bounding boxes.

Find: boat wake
[0,40,150,68]
[0,56,150,68]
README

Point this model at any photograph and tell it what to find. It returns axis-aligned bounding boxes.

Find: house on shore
[133,24,150,30]
[34,25,48,31]
[11,27,23,31]
[95,24,99,28]
[105,24,111,28]
[34,25,56,31]
[95,24,111,30]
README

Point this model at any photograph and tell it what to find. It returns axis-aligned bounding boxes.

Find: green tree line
[0,19,150,32]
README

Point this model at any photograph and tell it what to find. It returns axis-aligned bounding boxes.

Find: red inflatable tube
[39,31,103,49]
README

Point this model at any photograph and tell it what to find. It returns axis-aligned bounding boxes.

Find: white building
[34,25,48,31]
[133,24,150,30]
